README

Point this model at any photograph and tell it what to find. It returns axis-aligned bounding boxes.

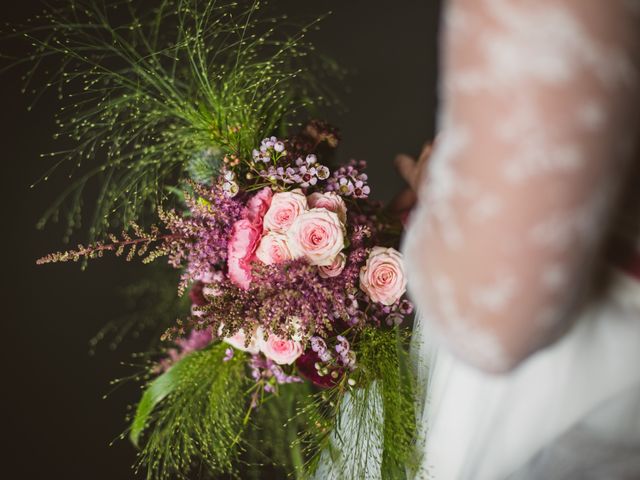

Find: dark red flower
[296,349,343,389]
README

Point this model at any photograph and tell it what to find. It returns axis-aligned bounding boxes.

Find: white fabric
[505,384,640,479]
[411,272,640,479]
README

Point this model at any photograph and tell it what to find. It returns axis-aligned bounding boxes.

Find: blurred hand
[390,141,433,215]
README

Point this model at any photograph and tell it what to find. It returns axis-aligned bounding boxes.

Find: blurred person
[400,0,640,478]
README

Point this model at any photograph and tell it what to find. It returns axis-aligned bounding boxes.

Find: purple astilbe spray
[199,256,368,342]
[160,181,244,293]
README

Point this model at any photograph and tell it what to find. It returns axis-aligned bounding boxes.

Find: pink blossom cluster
[227,187,349,289]
[253,136,331,188]
[325,159,371,198]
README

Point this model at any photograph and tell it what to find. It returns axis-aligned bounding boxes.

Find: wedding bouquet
[12,1,416,478]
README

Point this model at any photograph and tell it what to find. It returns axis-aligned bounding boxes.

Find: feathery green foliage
[132,343,250,479]
[361,328,417,479]
[298,327,416,479]
[7,0,339,242]
[242,382,314,478]
[90,264,186,354]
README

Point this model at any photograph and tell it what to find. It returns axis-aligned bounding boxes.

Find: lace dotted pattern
[403,0,640,372]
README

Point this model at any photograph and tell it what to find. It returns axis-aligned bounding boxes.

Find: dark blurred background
[1,1,440,478]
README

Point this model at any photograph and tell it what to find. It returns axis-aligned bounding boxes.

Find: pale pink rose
[287,208,345,266]
[359,247,407,305]
[227,219,261,289]
[246,187,273,228]
[259,333,304,365]
[263,189,308,233]
[307,192,347,224]
[255,232,292,265]
[318,252,347,278]
[223,328,261,354]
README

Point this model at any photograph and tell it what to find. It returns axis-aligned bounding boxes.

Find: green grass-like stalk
[133,343,250,479]
[6,0,340,242]
[297,327,417,479]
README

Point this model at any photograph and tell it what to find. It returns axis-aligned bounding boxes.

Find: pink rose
[318,252,347,278]
[221,326,261,354]
[287,208,345,266]
[259,333,304,365]
[263,189,308,233]
[246,187,273,229]
[227,219,261,289]
[359,247,407,305]
[307,192,347,224]
[255,232,292,265]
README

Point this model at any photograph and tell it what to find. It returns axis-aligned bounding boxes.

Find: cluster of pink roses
[224,187,354,365]
[227,187,349,289]
[222,184,408,367]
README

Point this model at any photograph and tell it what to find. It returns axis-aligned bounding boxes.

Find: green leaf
[130,354,193,448]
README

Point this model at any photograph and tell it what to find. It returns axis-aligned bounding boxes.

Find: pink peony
[359,247,407,305]
[227,219,261,289]
[255,232,292,265]
[307,191,347,224]
[287,208,345,266]
[246,187,273,229]
[263,189,308,233]
[259,333,304,365]
[318,252,347,278]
